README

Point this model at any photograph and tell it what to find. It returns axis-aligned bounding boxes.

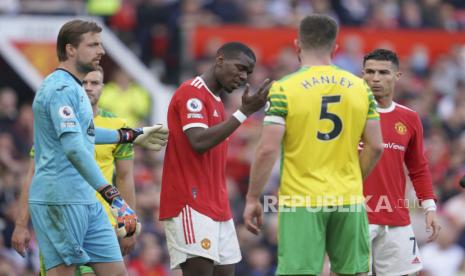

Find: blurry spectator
[441,101,465,141]
[243,0,274,27]
[0,133,23,174]
[135,0,171,71]
[238,245,275,276]
[333,34,364,75]
[421,0,442,28]
[409,44,430,77]
[311,0,338,21]
[332,0,371,26]
[270,46,300,80]
[99,68,152,127]
[438,80,465,120]
[421,217,465,276]
[399,0,424,28]
[9,104,34,156]
[425,129,451,187]
[205,0,243,23]
[366,0,399,29]
[127,233,168,276]
[443,190,465,230]
[267,0,312,26]
[0,87,18,131]
[439,2,460,31]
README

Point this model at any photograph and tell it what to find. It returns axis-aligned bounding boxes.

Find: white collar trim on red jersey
[193,76,221,102]
[376,102,396,113]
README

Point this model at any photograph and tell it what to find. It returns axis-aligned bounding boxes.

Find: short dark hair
[216,42,256,62]
[93,65,104,79]
[363,49,399,68]
[299,14,338,51]
[57,19,102,62]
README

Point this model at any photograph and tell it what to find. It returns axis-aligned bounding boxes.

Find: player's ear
[332,43,339,56]
[216,53,225,66]
[395,70,402,81]
[65,43,76,59]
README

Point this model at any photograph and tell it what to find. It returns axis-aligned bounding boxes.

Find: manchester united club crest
[201,238,211,250]
[395,122,407,135]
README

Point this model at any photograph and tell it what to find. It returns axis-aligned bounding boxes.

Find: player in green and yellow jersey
[243,15,384,275]
[12,67,137,276]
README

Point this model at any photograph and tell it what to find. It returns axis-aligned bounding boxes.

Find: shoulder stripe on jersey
[189,76,221,102]
[264,115,285,125]
[182,122,208,131]
[190,77,203,89]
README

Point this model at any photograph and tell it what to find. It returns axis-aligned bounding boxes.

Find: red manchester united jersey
[364,102,436,226]
[160,76,231,221]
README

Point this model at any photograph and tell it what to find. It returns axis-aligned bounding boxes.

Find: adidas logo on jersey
[213,110,219,117]
[411,257,421,264]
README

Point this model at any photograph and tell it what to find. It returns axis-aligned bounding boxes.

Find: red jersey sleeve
[175,85,210,131]
[404,113,436,202]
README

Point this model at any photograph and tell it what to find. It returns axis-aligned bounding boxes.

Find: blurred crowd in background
[2,0,465,275]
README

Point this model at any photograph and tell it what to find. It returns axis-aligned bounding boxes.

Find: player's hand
[99,185,142,238]
[118,124,168,151]
[243,197,263,235]
[119,235,137,256]
[12,223,30,257]
[425,211,441,242]
[239,79,273,116]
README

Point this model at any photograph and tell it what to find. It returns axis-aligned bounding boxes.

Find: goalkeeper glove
[99,185,141,238]
[118,124,168,151]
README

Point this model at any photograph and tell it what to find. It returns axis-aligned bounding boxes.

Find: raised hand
[239,79,273,116]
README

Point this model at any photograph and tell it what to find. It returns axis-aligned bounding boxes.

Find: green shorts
[277,204,370,275]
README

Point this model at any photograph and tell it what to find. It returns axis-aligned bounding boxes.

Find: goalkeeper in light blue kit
[30,19,168,276]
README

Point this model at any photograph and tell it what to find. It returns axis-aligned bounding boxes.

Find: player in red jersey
[362,48,441,275]
[160,42,271,276]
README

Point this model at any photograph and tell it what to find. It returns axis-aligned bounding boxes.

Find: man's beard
[76,60,97,75]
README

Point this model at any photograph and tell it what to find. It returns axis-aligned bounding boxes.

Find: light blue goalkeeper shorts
[30,202,122,271]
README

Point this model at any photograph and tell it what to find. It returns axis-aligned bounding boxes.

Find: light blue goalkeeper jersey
[31,69,97,204]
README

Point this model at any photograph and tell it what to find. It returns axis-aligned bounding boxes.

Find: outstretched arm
[95,125,168,151]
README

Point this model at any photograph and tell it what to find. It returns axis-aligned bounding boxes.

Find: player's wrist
[118,128,143,144]
[421,199,437,214]
[98,184,120,205]
[15,220,28,228]
[246,194,260,202]
[233,109,248,123]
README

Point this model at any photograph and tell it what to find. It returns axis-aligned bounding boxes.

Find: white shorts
[164,205,242,269]
[369,224,422,276]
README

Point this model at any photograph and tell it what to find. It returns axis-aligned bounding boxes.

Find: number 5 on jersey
[317,95,342,141]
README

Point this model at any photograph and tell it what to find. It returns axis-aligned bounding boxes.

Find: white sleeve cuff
[264,115,285,125]
[182,123,208,131]
[421,199,437,213]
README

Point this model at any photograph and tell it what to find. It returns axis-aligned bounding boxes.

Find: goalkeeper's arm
[61,132,140,237]
[95,124,168,150]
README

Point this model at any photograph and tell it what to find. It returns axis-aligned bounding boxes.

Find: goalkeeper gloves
[118,124,168,151]
[99,185,141,238]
